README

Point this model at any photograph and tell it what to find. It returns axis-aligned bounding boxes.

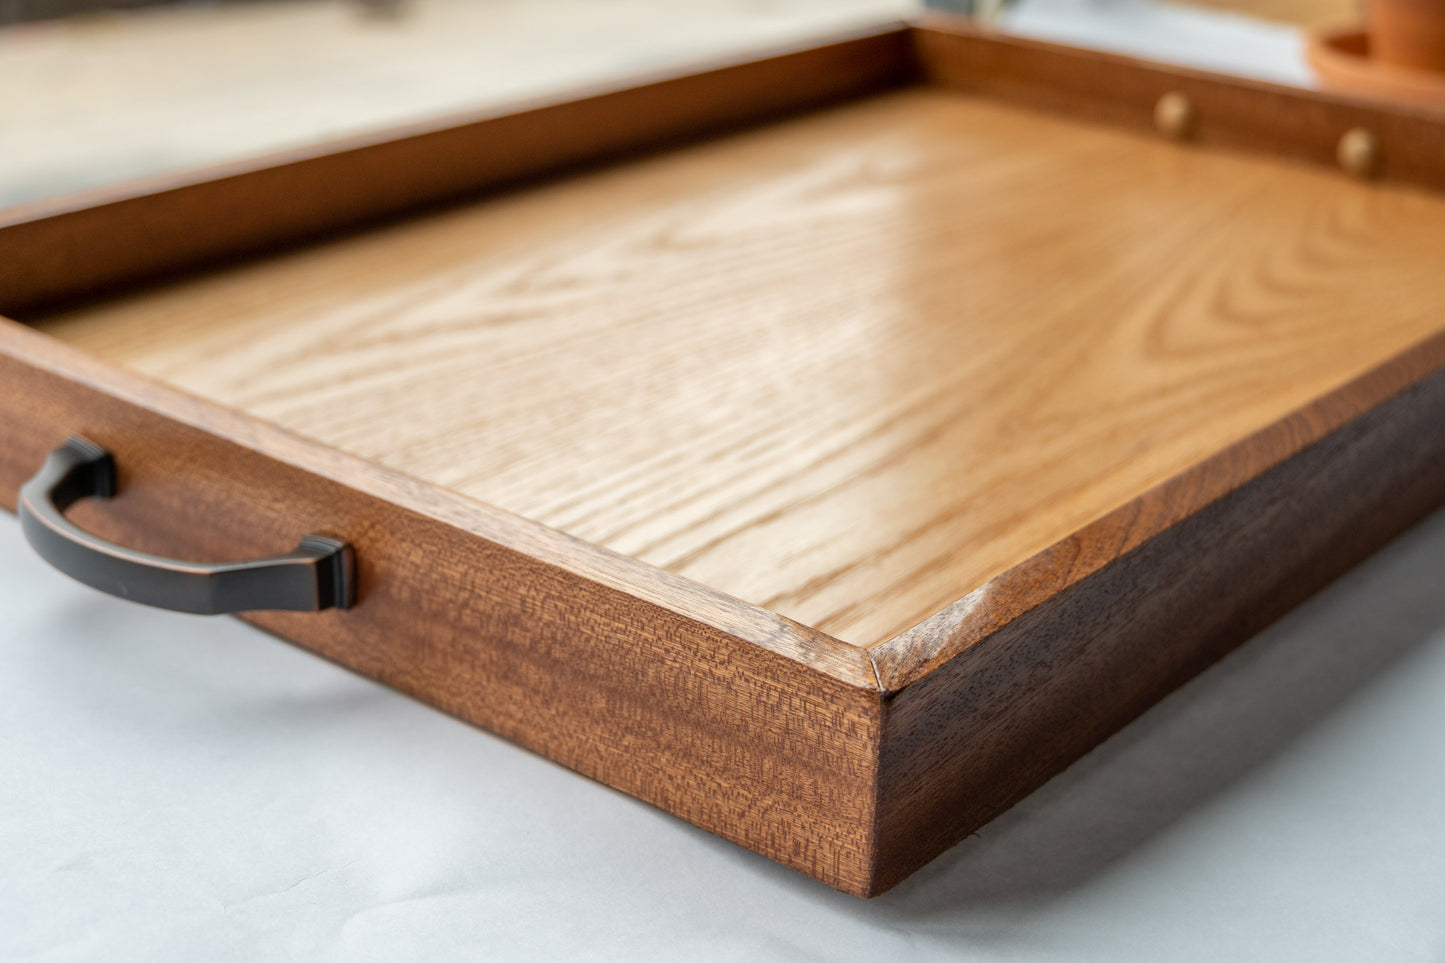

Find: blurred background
[0,0,1366,210]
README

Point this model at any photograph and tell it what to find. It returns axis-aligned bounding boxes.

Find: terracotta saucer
[1307,27,1445,111]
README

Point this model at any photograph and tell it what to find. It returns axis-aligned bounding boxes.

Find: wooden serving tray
[4,20,1445,897]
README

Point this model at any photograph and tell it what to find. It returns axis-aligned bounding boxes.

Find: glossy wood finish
[5,22,1445,898]
[0,319,882,893]
[871,332,1445,890]
[0,24,914,316]
[35,87,1445,645]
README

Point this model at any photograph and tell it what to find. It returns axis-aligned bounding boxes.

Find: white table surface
[5,504,1445,962]
[5,2,1445,960]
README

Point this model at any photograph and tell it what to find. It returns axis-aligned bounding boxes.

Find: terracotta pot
[1369,0,1445,73]
[1308,27,1445,109]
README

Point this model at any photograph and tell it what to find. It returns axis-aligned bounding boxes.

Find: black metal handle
[18,436,354,614]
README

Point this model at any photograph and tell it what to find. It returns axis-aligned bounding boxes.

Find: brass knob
[1337,128,1381,179]
[1154,92,1197,141]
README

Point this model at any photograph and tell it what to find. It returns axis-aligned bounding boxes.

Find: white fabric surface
[5,504,1445,961]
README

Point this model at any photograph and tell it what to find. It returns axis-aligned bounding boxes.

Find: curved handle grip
[18,437,354,614]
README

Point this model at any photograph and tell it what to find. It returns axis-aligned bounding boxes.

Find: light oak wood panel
[34,87,1445,645]
[1186,0,1356,29]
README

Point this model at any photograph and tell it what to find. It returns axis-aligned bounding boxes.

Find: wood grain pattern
[34,87,1445,646]
[7,26,1445,899]
[0,318,884,894]
[871,335,1445,892]
[0,23,913,316]
[873,326,1445,689]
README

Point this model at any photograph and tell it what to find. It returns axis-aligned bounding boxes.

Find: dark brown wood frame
[3,20,1444,897]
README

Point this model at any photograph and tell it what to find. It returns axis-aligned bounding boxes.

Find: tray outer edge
[0,318,886,896]
[866,330,1445,895]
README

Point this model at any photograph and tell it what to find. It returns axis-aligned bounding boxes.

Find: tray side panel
[0,25,914,316]
[0,321,883,895]
[914,21,1445,193]
[869,358,1445,895]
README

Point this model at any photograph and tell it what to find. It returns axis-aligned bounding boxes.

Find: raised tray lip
[6,19,1445,702]
[0,316,881,687]
[0,20,919,316]
[10,16,1445,229]
[868,324,1445,691]
[0,19,915,230]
